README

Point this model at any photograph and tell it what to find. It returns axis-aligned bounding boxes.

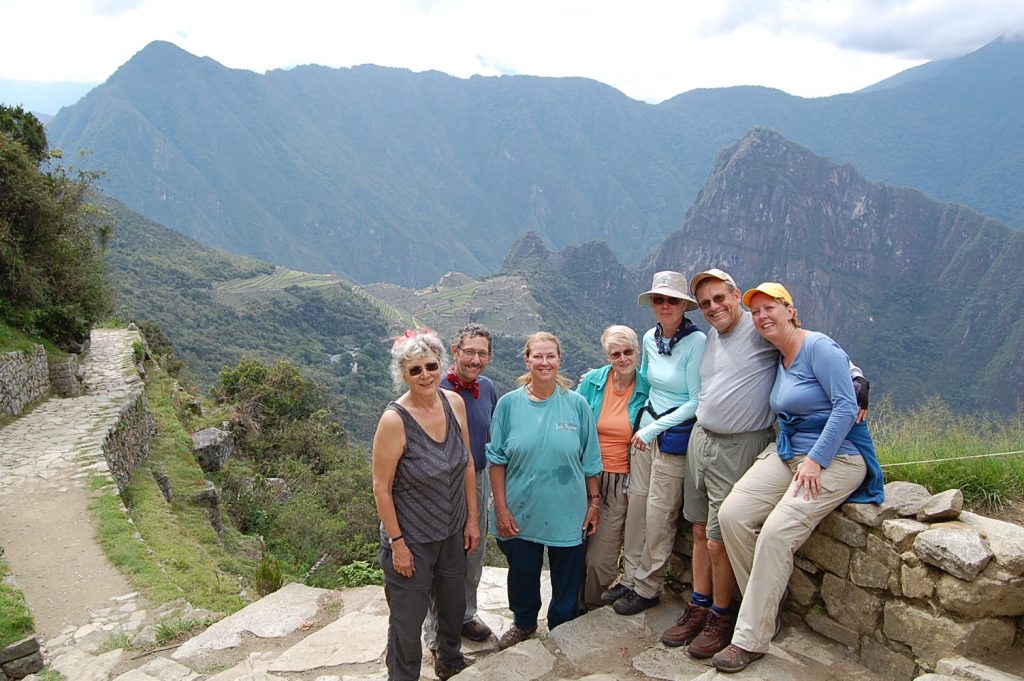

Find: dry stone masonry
[0,346,49,416]
[783,480,1024,679]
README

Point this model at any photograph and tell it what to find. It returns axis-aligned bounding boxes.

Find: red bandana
[446,365,479,400]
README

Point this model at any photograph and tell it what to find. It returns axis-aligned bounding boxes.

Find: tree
[0,103,111,346]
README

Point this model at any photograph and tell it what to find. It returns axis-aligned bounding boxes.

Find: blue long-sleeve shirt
[769,332,858,467]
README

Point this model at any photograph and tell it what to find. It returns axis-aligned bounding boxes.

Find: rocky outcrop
[191,428,233,472]
[0,637,43,680]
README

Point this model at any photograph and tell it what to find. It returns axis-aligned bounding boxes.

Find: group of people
[371,269,884,681]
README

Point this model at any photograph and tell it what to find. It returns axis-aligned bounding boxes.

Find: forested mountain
[47,38,1024,287]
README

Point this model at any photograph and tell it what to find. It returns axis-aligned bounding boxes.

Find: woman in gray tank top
[372,329,480,681]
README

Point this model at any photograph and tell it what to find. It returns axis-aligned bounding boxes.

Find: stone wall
[778,482,1021,679]
[0,347,49,417]
[101,387,158,493]
[48,353,84,398]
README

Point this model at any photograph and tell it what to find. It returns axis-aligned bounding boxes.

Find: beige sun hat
[637,271,698,311]
[689,268,738,296]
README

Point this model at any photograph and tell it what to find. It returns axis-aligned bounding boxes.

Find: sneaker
[687,610,736,658]
[612,590,660,616]
[712,643,764,673]
[660,603,709,647]
[461,615,492,642]
[600,582,632,604]
[435,656,473,680]
[497,624,537,650]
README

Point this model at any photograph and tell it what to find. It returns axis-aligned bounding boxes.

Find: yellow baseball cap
[742,282,793,307]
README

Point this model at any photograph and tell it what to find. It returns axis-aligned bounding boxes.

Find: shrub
[337,560,383,587]
[254,556,283,596]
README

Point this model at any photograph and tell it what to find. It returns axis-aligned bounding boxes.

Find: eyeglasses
[698,293,730,310]
[457,347,490,359]
[406,361,440,377]
[608,348,635,360]
[651,295,682,306]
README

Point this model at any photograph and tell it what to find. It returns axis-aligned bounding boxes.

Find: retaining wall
[0,347,49,416]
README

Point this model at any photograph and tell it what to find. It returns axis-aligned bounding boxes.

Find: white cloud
[1,0,1020,104]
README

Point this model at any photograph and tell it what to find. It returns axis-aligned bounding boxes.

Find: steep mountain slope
[48,38,1024,288]
[648,128,1024,411]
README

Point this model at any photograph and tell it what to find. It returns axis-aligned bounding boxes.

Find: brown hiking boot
[687,610,735,658]
[712,644,764,673]
[497,624,537,650]
[660,603,710,647]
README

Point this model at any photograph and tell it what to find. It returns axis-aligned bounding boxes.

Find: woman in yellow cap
[712,283,883,674]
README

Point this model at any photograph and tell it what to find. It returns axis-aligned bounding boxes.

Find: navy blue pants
[497,537,585,631]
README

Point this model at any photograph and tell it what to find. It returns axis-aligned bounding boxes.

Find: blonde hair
[600,325,639,357]
[517,331,574,391]
[389,328,447,390]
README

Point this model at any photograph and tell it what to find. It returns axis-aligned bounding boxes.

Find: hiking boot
[600,582,632,604]
[498,624,537,650]
[435,656,473,680]
[687,610,736,658]
[612,590,660,616]
[712,643,764,673]
[660,603,710,647]
[461,615,492,642]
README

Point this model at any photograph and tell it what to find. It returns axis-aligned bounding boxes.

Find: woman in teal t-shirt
[487,332,602,650]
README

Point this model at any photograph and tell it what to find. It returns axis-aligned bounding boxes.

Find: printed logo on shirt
[556,421,578,433]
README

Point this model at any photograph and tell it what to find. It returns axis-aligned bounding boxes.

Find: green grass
[215,268,343,293]
[90,364,257,614]
[0,556,35,647]
[154,614,204,645]
[873,397,1024,510]
[0,321,64,358]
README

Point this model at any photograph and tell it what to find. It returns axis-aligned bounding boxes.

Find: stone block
[859,636,917,681]
[882,600,1016,666]
[913,528,993,580]
[916,489,963,522]
[820,573,882,635]
[806,611,859,648]
[883,518,931,551]
[0,651,43,679]
[865,532,901,569]
[842,501,898,527]
[549,607,647,673]
[850,552,890,590]
[191,427,233,472]
[799,532,852,577]
[900,563,935,600]
[0,638,39,664]
[935,573,1024,617]
[935,656,1024,681]
[457,639,555,681]
[820,512,868,548]
[885,481,932,517]
[951,512,1024,577]
[788,566,819,607]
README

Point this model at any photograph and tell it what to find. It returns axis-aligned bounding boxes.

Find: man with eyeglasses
[424,323,499,651]
[661,269,868,660]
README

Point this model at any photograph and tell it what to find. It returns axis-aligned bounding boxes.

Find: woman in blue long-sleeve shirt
[713,283,883,675]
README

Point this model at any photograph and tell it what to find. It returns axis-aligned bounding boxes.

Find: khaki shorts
[682,424,774,542]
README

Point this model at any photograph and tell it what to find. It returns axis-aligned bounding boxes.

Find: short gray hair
[453,323,493,353]
[600,325,639,356]
[389,329,447,390]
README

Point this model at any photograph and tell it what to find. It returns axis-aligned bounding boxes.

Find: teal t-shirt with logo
[486,386,602,546]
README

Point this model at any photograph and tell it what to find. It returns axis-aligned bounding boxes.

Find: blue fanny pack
[646,404,696,456]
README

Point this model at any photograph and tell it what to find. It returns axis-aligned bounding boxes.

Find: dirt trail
[0,329,142,639]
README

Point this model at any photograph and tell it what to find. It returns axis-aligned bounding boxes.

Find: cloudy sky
[2,0,1023,111]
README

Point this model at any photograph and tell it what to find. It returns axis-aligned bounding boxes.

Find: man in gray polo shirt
[660,269,867,659]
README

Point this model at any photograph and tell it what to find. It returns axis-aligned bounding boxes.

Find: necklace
[526,383,554,400]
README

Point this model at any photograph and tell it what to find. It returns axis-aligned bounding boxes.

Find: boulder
[884,481,932,517]
[191,428,233,472]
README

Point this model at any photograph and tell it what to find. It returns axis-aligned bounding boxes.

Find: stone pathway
[0,328,143,638]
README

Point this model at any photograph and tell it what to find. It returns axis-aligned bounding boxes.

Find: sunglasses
[608,348,635,359]
[698,293,730,310]
[406,361,440,377]
[651,295,682,306]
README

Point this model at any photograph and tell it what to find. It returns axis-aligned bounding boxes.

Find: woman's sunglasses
[608,348,635,360]
[407,361,440,376]
[651,295,682,306]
